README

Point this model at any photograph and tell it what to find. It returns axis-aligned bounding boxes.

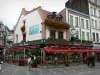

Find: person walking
[90,54,95,67]
[27,57,31,71]
[84,55,90,67]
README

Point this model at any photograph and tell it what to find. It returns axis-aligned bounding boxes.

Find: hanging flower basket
[44,18,69,29]
[21,25,25,32]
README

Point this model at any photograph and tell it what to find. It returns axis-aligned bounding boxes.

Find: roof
[88,0,100,6]
[5,26,11,32]
[14,6,52,32]
[67,0,100,6]
[57,8,66,23]
[38,8,52,21]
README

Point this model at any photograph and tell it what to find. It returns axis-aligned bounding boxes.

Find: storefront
[6,39,96,67]
[10,6,100,67]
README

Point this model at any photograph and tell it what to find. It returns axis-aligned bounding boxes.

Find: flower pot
[19,59,25,66]
[31,63,37,67]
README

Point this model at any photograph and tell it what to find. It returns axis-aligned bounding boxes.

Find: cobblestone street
[0,63,100,75]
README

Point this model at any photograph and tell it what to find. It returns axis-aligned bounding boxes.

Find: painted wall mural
[29,24,39,35]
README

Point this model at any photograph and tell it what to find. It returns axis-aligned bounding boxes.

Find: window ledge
[92,28,100,30]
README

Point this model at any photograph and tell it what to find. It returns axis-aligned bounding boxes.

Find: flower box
[21,26,25,32]
[19,59,25,66]
[31,63,37,67]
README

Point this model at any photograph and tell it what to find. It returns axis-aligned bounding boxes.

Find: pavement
[0,63,100,75]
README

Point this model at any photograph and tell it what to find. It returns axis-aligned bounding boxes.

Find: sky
[0,0,68,30]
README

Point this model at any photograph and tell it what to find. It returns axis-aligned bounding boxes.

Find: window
[50,30,56,39]
[81,19,84,29]
[70,15,73,26]
[94,8,96,16]
[75,17,78,27]
[76,31,79,39]
[91,7,93,15]
[87,32,89,40]
[93,32,95,41]
[99,21,100,29]
[82,31,85,40]
[95,20,97,28]
[96,33,99,42]
[0,32,1,36]
[0,38,2,45]
[98,10,100,17]
[86,20,89,29]
[58,32,63,39]
[91,19,94,28]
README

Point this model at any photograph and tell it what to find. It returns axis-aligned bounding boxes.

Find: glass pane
[75,17,78,27]
[87,32,89,40]
[82,31,85,40]
[81,19,84,29]
[86,20,89,29]
[50,30,55,39]
[70,15,73,26]
[58,32,63,39]
[93,33,95,41]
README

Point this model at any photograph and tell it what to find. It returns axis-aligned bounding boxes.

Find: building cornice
[67,8,89,17]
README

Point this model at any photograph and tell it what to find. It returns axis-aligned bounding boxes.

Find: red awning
[44,48,73,53]
[43,47,100,53]
[7,45,37,52]
[93,49,100,52]
[6,48,15,52]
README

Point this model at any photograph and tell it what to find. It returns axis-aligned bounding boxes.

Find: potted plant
[31,59,38,67]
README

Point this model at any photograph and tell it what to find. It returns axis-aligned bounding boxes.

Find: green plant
[81,40,92,43]
[70,36,78,42]
[48,37,56,40]
[76,39,81,42]
[32,58,39,64]
[82,40,87,43]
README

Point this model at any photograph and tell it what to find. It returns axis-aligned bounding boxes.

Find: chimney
[21,8,27,15]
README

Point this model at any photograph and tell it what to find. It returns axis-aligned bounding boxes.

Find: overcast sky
[0,0,68,30]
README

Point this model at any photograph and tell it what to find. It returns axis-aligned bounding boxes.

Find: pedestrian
[89,54,95,67]
[27,57,31,71]
[84,55,90,67]
[54,57,58,67]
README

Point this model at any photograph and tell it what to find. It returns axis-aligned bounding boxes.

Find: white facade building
[59,8,91,41]
[88,0,100,43]
[65,0,100,49]
[66,8,91,41]
[14,6,69,44]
